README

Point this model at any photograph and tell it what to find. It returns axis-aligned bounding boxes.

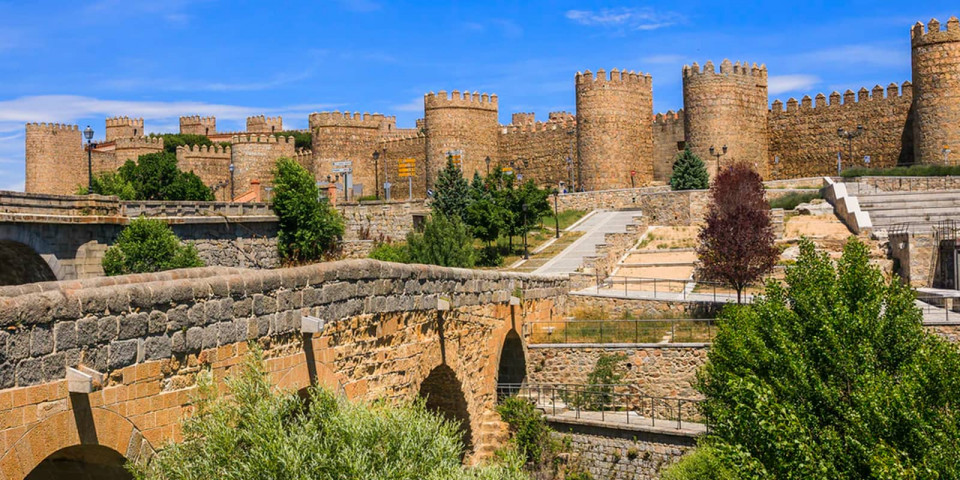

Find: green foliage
[79,171,137,199]
[575,353,626,410]
[464,172,507,245]
[543,209,587,232]
[153,133,214,154]
[406,214,475,268]
[432,157,472,219]
[767,191,821,210]
[670,148,710,191]
[688,237,960,479]
[102,217,203,276]
[840,164,960,178]
[272,157,344,264]
[130,348,526,480]
[497,396,552,464]
[368,242,409,263]
[273,130,313,150]
[475,245,504,267]
[115,152,214,201]
[661,445,740,480]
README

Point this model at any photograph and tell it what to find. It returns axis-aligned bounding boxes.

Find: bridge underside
[0,240,56,286]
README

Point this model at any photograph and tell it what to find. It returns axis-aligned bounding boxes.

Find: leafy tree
[117,152,214,201]
[464,172,506,246]
[273,130,313,150]
[669,238,960,479]
[102,217,203,275]
[431,156,471,220]
[503,180,551,242]
[406,214,475,268]
[130,348,526,480]
[80,171,137,199]
[272,157,344,264]
[696,163,777,302]
[497,397,553,465]
[153,133,215,154]
[368,242,409,263]
[670,148,710,191]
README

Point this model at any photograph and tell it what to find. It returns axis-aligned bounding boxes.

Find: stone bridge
[0,260,567,479]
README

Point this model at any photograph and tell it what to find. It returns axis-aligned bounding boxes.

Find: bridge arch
[0,407,152,480]
[496,328,527,387]
[418,363,474,452]
[25,444,131,480]
[0,224,67,285]
[0,240,57,286]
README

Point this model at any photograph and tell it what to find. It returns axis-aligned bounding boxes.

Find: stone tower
[682,60,769,178]
[310,111,389,198]
[423,90,499,189]
[246,115,283,134]
[180,116,216,136]
[575,69,653,190]
[105,116,144,142]
[230,134,296,195]
[24,123,84,195]
[911,17,960,165]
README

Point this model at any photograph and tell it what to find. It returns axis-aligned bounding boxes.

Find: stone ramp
[533,210,642,275]
[850,186,960,233]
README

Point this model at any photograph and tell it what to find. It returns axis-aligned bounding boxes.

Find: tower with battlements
[246,115,283,134]
[180,116,216,136]
[105,117,144,142]
[682,60,769,178]
[575,69,653,190]
[24,123,83,195]
[310,111,391,199]
[423,90,499,189]
[912,17,960,165]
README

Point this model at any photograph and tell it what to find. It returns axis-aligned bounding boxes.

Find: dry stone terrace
[0,260,567,478]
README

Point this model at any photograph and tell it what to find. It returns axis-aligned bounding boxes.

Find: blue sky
[0,0,955,191]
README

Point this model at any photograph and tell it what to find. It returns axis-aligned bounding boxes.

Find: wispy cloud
[392,97,423,113]
[768,75,820,96]
[333,0,380,13]
[791,44,908,69]
[99,70,316,93]
[565,7,684,31]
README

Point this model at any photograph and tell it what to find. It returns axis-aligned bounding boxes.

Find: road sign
[332,167,352,174]
[398,158,416,178]
[502,167,514,175]
[332,160,353,167]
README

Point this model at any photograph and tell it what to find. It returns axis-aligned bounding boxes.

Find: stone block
[98,316,119,343]
[185,327,203,351]
[233,297,252,318]
[42,352,65,381]
[109,339,138,370]
[218,321,237,345]
[171,330,186,354]
[143,336,172,361]
[30,326,53,356]
[253,294,277,315]
[106,288,130,314]
[54,321,77,351]
[118,312,148,340]
[218,298,234,321]
[302,287,321,306]
[148,310,167,335]
[202,325,218,349]
[188,303,206,326]
[0,362,13,388]
[166,305,189,330]
[15,357,43,386]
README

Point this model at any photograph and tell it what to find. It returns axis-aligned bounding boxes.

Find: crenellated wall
[230,134,296,194]
[497,118,577,189]
[105,117,144,142]
[176,144,231,197]
[653,110,685,182]
[379,134,427,199]
[179,115,216,136]
[246,115,283,134]
[310,111,390,200]
[768,83,913,178]
[423,90,500,190]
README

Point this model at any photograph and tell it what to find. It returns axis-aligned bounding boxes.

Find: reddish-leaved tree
[696,162,778,303]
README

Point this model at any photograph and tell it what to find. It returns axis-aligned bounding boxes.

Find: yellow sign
[398,158,417,178]
[501,166,514,175]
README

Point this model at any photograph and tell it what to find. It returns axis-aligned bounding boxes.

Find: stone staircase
[857,189,960,234]
[472,409,510,461]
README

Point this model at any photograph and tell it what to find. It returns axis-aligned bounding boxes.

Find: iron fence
[527,318,714,344]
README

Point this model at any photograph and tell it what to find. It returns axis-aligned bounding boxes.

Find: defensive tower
[24,123,84,195]
[682,60,769,178]
[179,116,216,136]
[911,17,960,165]
[105,117,144,142]
[246,115,283,134]
[423,90,499,189]
[575,68,653,190]
[310,111,390,200]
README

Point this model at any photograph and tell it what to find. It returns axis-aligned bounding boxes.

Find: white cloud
[768,75,821,95]
[99,70,316,93]
[565,7,684,31]
[1,181,24,192]
[393,98,423,113]
[792,44,908,69]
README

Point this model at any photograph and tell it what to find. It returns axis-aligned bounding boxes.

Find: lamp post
[552,188,560,239]
[522,203,529,259]
[629,170,636,189]
[944,145,952,166]
[84,126,94,193]
[485,156,491,175]
[708,145,727,175]
[837,125,863,174]
[566,156,574,192]
[372,150,380,200]
[228,163,235,200]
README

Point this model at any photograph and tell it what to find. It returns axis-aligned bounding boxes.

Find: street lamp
[229,163,235,200]
[485,156,491,175]
[372,150,380,200]
[552,189,560,239]
[708,145,727,174]
[522,203,529,259]
[837,125,863,174]
[944,145,952,166]
[84,126,94,193]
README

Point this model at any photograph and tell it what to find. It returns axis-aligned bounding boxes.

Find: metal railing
[496,383,703,430]
[916,294,960,322]
[599,276,751,303]
[527,318,714,344]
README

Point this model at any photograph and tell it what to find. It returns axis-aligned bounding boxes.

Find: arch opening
[0,240,56,286]
[418,364,473,453]
[25,444,132,480]
[497,329,527,400]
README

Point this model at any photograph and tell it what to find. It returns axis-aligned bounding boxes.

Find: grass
[542,209,588,231]
[840,164,960,178]
[529,319,714,344]
[768,191,822,210]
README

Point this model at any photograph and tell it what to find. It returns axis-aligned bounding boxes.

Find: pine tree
[670,148,710,191]
[431,156,471,220]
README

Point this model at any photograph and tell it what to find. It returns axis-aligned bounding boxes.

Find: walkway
[546,410,706,436]
[572,284,749,304]
[533,210,641,275]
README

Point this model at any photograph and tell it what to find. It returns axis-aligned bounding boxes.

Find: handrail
[527,318,714,344]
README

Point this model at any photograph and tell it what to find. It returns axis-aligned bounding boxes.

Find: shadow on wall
[419,364,474,453]
[26,444,132,480]
[0,240,56,286]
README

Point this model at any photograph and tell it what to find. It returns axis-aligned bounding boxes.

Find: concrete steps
[849,187,960,233]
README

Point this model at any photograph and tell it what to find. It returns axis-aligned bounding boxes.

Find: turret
[246,115,283,134]
[309,111,391,200]
[24,123,84,195]
[911,17,960,165]
[423,90,499,189]
[105,116,144,142]
[179,116,216,136]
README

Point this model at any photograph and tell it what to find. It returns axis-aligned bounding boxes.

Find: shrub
[475,245,504,267]
[670,148,710,191]
[272,157,344,264]
[840,164,960,178]
[369,242,409,263]
[496,396,552,465]
[767,191,821,210]
[102,217,203,275]
[406,214,475,268]
[660,445,739,480]
[272,130,312,151]
[130,347,526,480]
[79,171,137,199]
[116,152,214,201]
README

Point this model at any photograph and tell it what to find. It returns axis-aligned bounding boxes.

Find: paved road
[533,210,641,275]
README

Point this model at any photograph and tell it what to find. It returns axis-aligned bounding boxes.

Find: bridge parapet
[0,190,119,216]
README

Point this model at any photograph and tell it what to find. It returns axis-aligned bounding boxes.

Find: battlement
[230,134,296,144]
[379,132,426,147]
[180,115,216,125]
[246,115,283,134]
[511,112,535,125]
[176,143,230,155]
[575,68,652,87]
[912,17,960,46]
[770,82,912,114]
[105,117,144,128]
[25,123,79,133]
[548,111,575,123]
[423,90,498,110]
[501,117,576,135]
[115,136,164,148]
[180,115,216,135]
[682,60,768,80]
[653,109,684,126]
[309,111,387,129]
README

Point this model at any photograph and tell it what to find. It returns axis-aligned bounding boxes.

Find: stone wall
[586,219,647,277]
[379,134,428,199]
[24,123,84,196]
[337,200,429,242]
[176,144,231,196]
[890,231,936,287]
[310,112,390,200]
[424,91,500,189]
[653,110,685,182]
[552,424,694,480]
[768,83,913,179]
[230,135,296,194]
[180,116,216,136]
[566,293,722,319]
[497,119,577,188]
[105,117,144,141]
[113,136,164,165]
[176,222,279,269]
[857,176,960,192]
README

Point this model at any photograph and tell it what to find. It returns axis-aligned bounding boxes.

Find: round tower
[310,111,388,200]
[423,90,499,189]
[911,17,960,165]
[575,68,653,191]
[24,123,83,195]
[682,60,769,178]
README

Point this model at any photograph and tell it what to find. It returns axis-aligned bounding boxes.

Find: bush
[840,164,960,178]
[661,445,739,480]
[78,171,137,199]
[272,157,344,264]
[369,242,409,263]
[117,152,214,201]
[102,217,203,275]
[130,348,526,480]
[272,130,313,151]
[767,190,821,210]
[475,245,504,267]
[406,214,475,268]
[670,148,710,191]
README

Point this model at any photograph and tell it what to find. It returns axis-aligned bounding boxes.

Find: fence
[599,276,751,303]
[527,318,714,344]
[916,294,960,322]
[496,383,703,430]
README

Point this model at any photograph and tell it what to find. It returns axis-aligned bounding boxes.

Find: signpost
[398,158,416,200]
[332,161,352,200]
[447,150,463,170]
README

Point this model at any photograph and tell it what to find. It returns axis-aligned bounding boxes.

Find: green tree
[503,180,550,243]
[464,172,506,246]
[670,148,710,191]
[670,238,960,479]
[273,130,313,150]
[102,217,203,275]
[80,171,137,199]
[406,214,475,268]
[130,348,526,480]
[117,152,214,201]
[368,242,410,263]
[272,157,345,264]
[431,156,471,220]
